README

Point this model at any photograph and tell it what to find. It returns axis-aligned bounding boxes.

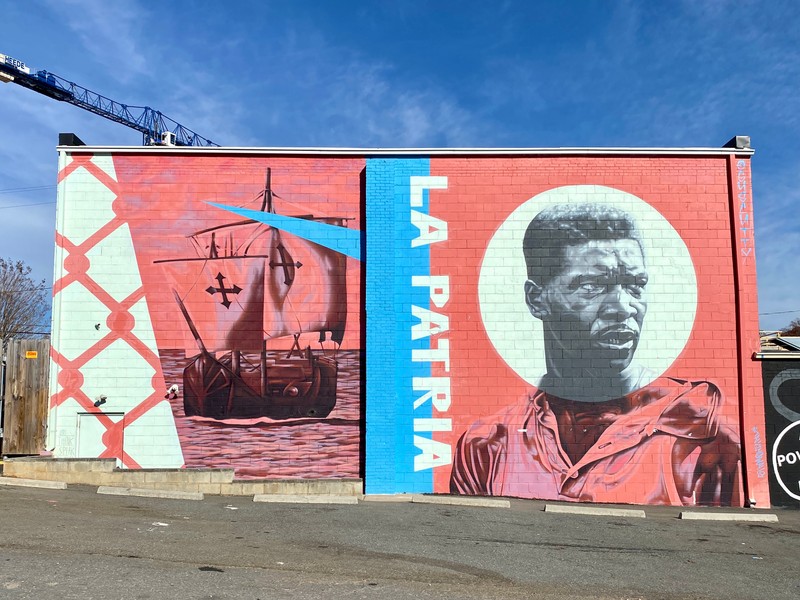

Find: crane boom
[0,52,219,147]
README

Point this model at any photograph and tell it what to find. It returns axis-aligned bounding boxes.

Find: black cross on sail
[206,272,243,308]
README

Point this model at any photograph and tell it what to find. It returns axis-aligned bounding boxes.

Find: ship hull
[182,350,338,420]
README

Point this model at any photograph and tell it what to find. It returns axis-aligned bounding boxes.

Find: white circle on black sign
[772,420,800,502]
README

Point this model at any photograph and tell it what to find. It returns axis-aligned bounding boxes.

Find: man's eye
[626,284,645,299]
[579,282,605,295]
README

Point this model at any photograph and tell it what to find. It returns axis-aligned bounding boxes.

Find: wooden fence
[2,338,49,455]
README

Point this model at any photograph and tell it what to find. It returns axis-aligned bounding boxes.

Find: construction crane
[0,52,218,147]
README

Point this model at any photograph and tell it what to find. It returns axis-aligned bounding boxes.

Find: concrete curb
[97,486,204,501]
[411,495,511,508]
[362,494,414,503]
[679,511,779,522]
[0,477,67,490]
[545,504,646,518]
[253,494,359,504]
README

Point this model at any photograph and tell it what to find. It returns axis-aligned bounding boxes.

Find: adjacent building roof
[756,332,800,358]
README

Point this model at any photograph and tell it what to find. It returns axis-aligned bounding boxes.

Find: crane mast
[0,52,218,147]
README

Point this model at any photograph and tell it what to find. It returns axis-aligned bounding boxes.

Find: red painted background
[112,155,364,478]
[425,156,763,505]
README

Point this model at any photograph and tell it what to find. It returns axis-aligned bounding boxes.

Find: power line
[4,331,50,336]
[0,200,56,210]
[759,309,800,316]
[0,185,56,194]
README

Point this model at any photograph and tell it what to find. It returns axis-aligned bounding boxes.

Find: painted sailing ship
[155,169,349,420]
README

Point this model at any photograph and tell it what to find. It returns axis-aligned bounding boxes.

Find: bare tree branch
[0,258,50,350]
[782,318,800,337]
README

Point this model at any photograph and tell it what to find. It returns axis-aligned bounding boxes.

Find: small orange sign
[25,350,38,359]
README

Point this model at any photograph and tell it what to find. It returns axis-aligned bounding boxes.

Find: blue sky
[0,0,797,330]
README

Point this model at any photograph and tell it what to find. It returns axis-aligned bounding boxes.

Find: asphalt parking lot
[0,483,798,600]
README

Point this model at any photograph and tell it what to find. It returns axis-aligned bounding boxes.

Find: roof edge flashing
[57,145,756,157]
[753,352,800,360]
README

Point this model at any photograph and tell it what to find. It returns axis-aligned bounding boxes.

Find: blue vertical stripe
[365,158,432,493]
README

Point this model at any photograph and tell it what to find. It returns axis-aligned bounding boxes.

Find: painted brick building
[46,144,769,507]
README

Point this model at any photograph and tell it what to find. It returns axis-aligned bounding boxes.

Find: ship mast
[260,168,273,213]
[260,168,272,395]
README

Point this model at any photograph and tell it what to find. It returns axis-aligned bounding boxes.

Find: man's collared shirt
[450,377,741,506]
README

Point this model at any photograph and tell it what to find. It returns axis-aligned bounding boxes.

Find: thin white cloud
[118,15,493,149]
[310,61,485,147]
[228,31,489,147]
[43,0,150,82]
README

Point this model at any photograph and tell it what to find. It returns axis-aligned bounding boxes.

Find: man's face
[532,238,648,373]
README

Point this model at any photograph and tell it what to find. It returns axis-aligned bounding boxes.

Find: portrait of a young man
[451,203,741,506]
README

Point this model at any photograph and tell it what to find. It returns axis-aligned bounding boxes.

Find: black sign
[762,361,800,507]
[773,421,800,502]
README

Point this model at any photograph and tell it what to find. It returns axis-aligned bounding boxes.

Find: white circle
[478,185,697,389]
[772,420,800,501]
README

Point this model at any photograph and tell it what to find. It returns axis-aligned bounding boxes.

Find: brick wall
[50,150,765,506]
[366,154,764,507]
[49,153,363,479]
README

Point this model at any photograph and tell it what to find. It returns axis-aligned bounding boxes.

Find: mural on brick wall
[366,157,757,506]
[51,155,362,479]
[762,361,800,507]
